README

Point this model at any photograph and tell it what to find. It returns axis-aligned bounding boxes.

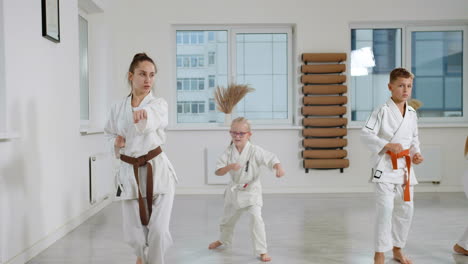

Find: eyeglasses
[229,131,250,138]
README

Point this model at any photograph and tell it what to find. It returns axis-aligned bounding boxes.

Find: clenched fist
[115,135,126,148]
[133,109,147,123]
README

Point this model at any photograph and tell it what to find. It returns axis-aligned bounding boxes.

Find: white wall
[0,0,467,263]
[0,0,110,263]
[104,0,468,193]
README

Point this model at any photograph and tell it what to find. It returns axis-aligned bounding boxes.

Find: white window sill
[0,131,20,140]
[80,126,104,135]
[348,122,468,129]
[167,125,303,131]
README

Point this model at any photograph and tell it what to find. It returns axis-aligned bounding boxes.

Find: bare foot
[454,244,468,255]
[260,253,271,262]
[393,247,413,264]
[208,240,223,249]
[374,252,385,264]
[136,256,143,264]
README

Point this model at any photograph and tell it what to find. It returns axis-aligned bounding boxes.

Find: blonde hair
[231,117,251,131]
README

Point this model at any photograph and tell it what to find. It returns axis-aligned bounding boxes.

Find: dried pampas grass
[465,136,468,157]
[408,99,423,110]
[214,83,254,114]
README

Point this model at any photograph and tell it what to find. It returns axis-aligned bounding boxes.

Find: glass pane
[350,28,402,121]
[198,79,204,90]
[236,33,288,120]
[198,32,204,43]
[79,15,89,121]
[209,75,215,88]
[208,31,215,41]
[176,32,182,44]
[412,31,463,117]
[176,30,228,123]
[190,32,197,44]
[191,57,197,67]
[176,57,182,67]
[190,79,196,90]
[183,79,189,90]
[191,103,198,113]
[209,99,215,111]
[199,103,205,113]
[183,32,189,44]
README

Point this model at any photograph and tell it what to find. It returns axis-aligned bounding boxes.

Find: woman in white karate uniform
[104,53,177,264]
[208,117,285,262]
[453,136,468,256]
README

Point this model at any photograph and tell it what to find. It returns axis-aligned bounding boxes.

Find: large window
[350,24,467,123]
[350,28,401,121]
[409,27,464,119]
[79,14,89,126]
[175,26,293,125]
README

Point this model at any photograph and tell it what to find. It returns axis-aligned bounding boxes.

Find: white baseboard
[174,185,464,195]
[4,198,112,264]
[175,186,374,195]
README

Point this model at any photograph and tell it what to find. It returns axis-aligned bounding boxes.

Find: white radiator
[205,146,230,185]
[413,145,442,183]
[89,153,114,204]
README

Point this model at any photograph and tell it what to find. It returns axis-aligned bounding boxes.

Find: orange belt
[386,149,411,202]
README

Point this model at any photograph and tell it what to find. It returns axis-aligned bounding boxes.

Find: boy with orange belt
[361,68,424,264]
[453,136,468,256]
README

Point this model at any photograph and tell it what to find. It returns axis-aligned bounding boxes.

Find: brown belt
[120,146,162,225]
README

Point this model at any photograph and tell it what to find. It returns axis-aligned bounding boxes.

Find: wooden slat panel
[303,85,347,95]
[303,138,347,148]
[304,159,350,169]
[302,53,347,63]
[303,128,347,137]
[303,96,347,105]
[301,64,346,74]
[302,106,346,116]
[302,149,348,159]
[301,75,346,84]
[303,118,348,127]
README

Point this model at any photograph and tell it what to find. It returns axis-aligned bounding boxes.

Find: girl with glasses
[208,117,285,262]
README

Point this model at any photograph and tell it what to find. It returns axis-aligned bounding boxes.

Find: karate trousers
[458,227,468,250]
[374,182,414,252]
[219,204,268,255]
[121,180,175,264]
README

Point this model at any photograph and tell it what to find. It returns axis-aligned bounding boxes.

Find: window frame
[171,24,295,128]
[349,22,468,127]
[78,10,90,129]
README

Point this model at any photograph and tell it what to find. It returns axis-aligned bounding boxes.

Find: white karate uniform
[216,141,280,255]
[361,98,421,252]
[104,92,178,264]
[458,168,468,249]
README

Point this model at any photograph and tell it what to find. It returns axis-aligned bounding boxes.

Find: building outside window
[350,24,467,123]
[175,26,293,125]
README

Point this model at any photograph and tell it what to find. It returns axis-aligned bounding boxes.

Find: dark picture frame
[41,0,60,42]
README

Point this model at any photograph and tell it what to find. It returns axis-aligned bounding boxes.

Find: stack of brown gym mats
[301,53,350,173]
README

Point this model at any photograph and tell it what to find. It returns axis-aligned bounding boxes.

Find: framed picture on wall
[41,0,60,42]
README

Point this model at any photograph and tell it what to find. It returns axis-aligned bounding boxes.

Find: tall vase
[224,113,232,126]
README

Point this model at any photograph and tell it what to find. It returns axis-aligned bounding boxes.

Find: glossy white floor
[27,192,468,264]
